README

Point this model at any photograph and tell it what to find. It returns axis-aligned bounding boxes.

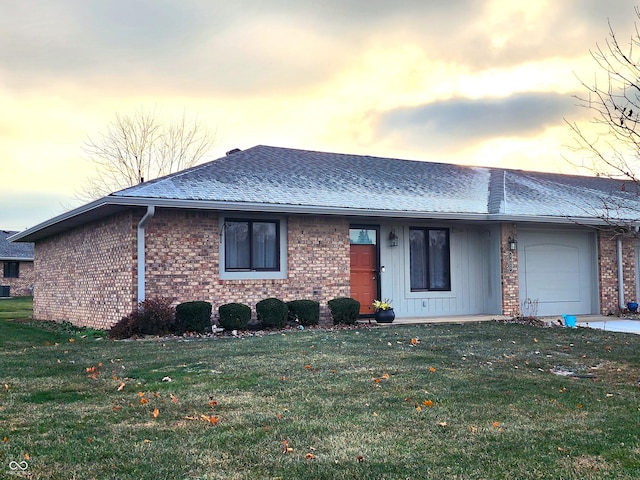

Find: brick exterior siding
[144,210,351,325]
[33,208,350,328]
[1,260,34,296]
[500,224,520,317]
[597,231,637,315]
[33,211,137,329]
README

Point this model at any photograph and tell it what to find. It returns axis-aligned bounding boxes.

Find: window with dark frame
[3,261,19,279]
[409,228,451,291]
[224,219,280,271]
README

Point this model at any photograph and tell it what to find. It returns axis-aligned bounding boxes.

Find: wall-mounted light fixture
[389,228,399,247]
[508,236,517,251]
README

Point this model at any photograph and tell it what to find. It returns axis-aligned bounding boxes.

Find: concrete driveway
[577,316,640,335]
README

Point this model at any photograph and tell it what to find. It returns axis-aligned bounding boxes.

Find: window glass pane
[409,229,427,290]
[429,230,450,290]
[3,262,19,278]
[225,221,250,269]
[349,229,376,245]
[252,222,277,269]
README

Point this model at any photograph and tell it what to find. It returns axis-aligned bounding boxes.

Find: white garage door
[518,230,596,316]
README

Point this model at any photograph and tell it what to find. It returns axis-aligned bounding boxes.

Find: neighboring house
[7,145,640,328]
[1,230,34,297]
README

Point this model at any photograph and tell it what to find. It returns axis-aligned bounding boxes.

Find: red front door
[350,242,378,316]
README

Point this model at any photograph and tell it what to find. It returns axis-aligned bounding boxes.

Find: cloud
[375,92,576,151]
[5,0,632,96]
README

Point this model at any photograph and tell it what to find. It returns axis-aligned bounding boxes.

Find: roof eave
[9,195,629,243]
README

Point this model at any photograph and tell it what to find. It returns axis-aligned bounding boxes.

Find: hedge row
[109,296,361,339]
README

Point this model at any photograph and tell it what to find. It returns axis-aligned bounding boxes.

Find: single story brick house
[1,230,34,297]
[8,145,640,328]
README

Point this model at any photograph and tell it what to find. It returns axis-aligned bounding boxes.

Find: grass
[0,297,639,479]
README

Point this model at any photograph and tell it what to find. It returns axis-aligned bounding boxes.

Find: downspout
[617,236,625,311]
[137,206,156,303]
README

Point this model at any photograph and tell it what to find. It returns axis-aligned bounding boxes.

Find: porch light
[389,228,399,247]
[508,236,517,251]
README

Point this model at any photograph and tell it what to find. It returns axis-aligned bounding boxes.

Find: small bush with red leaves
[109,297,176,339]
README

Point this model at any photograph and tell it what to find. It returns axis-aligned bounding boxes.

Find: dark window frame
[409,227,451,292]
[3,261,19,279]
[224,219,281,272]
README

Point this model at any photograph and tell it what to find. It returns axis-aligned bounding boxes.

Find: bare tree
[80,107,215,199]
[566,7,640,232]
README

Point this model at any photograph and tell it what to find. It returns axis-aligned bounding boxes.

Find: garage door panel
[523,245,581,302]
[518,231,594,316]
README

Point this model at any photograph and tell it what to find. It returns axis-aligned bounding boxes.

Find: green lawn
[1,298,639,479]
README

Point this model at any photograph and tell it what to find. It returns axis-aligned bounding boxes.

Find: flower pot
[374,309,395,323]
[627,301,638,313]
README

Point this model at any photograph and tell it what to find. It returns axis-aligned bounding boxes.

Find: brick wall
[1,260,34,296]
[597,231,637,315]
[33,211,137,329]
[144,210,351,325]
[500,224,520,316]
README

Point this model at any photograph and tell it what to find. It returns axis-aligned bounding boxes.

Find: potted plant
[372,299,395,323]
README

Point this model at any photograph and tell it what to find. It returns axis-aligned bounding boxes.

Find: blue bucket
[562,314,577,328]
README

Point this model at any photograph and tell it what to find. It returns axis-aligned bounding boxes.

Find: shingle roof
[114,146,491,214]
[10,145,640,244]
[113,145,638,220]
[1,230,34,259]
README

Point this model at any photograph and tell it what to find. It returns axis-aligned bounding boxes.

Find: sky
[1,0,639,231]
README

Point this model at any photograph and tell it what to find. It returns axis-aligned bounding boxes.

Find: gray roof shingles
[11,145,640,245]
[114,146,492,215]
[112,145,640,221]
[1,230,34,259]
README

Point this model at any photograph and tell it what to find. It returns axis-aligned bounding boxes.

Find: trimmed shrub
[287,300,320,326]
[328,297,360,325]
[108,296,175,339]
[175,301,212,334]
[256,297,288,329]
[218,303,251,330]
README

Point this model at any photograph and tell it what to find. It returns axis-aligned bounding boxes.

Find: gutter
[137,205,155,303]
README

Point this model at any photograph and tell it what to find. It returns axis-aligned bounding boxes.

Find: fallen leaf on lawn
[153,392,160,398]
[201,414,219,425]
[112,406,122,411]
[138,392,145,397]
[416,406,422,412]
[422,400,434,407]
[161,376,172,382]
[208,400,218,407]
[2,437,7,443]
[4,384,8,391]
[438,421,448,427]
[429,367,437,373]
[372,412,378,417]
[373,377,381,383]
[356,455,365,463]
[282,439,293,453]
[68,338,75,343]
[170,394,178,404]
[305,453,316,459]
[381,373,390,380]
[140,397,148,405]
[153,408,159,418]
[117,382,125,391]
[304,365,312,370]
[493,421,500,428]
[24,453,30,460]
[411,338,420,345]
